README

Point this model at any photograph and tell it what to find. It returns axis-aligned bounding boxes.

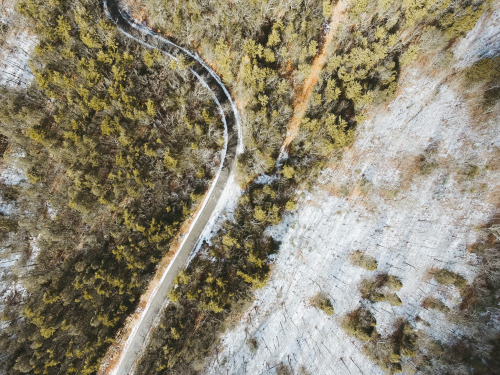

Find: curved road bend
[102,1,242,374]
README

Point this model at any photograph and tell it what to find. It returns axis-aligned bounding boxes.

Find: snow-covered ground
[0,0,35,87]
[0,161,28,328]
[204,10,500,375]
[0,0,32,318]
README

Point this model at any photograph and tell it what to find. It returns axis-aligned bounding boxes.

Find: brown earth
[281,1,347,151]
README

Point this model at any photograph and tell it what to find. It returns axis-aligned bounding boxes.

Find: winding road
[101,1,242,373]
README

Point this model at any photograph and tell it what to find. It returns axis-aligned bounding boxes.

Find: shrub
[341,307,377,342]
[349,250,378,271]
[459,164,479,181]
[418,153,439,175]
[422,296,450,313]
[276,363,292,375]
[463,57,500,108]
[400,43,420,67]
[385,293,403,306]
[360,273,403,305]
[387,275,403,291]
[360,279,385,302]
[247,337,258,353]
[311,292,334,316]
[431,268,467,289]
[364,320,417,373]
[464,58,494,89]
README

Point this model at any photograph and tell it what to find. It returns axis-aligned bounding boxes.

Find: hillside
[205,6,500,373]
[0,0,498,374]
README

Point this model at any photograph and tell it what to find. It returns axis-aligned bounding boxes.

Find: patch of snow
[0,29,35,88]
[0,0,16,24]
[254,173,277,185]
[264,210,294,244]
[454,5,500,67]
[29,235,41,262]
[0,1,35,87]
[46,202,57,220]
[0,199,15,215]
[0,165,26,186]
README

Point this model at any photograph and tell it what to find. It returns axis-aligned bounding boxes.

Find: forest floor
[281,0,347,151]
[204,6,500,375]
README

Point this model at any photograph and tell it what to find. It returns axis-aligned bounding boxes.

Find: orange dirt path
[282,0,347,151]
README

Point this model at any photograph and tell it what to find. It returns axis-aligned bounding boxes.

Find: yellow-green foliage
[253,206,267,221]
[431,268,467,288]
[364,320,417,373]
[439,3,486,40]
[312,292,334,316]
[350,0,370,19]
[323,0,332,18]
[464,57,498,88]
[281,165,295,179]
[215,38,234,81]
[387,275,403,291]
[237,270,268,289]
[349,250,378,271]
[400,43,420,66]
[285,200,296,211]
[360,273,403,305]
[341,307,377,341]
[385,292,403,306]
[143,48,162,67]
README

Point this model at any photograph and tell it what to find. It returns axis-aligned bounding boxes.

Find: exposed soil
[281,0,347,151]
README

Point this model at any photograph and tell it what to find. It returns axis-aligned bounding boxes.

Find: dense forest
[0,0,224,373]
[0,0,498,374]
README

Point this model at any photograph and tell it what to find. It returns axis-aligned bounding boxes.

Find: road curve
[101,1,242,374]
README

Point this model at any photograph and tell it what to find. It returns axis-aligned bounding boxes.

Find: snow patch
[0,28,35,87]
[0,165,26,186]
[454,5,500,67]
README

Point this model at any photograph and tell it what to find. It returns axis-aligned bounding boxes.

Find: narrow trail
[98,0,242,374]
[281,0,347,153]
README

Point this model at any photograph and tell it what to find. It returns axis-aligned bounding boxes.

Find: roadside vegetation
[0,0,497,374]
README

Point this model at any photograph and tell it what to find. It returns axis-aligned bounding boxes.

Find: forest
[0,0,224,373]
[0,0,497,374]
